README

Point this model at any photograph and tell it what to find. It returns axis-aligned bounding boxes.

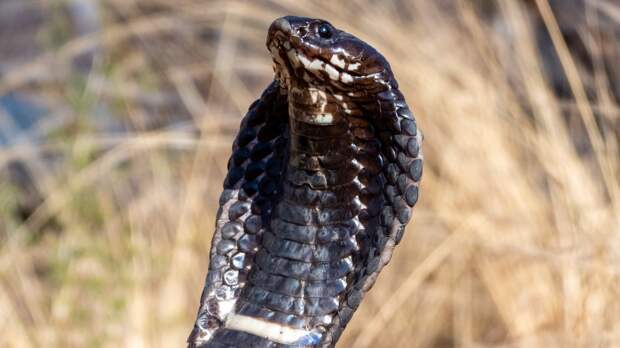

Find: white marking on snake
[341,101,352,114]
[341,72,353,83]
[324,64,340,80]
[330,55,346,69]
[217,299,236,320]
[298,52,325,72]
[306,87,327,106]
[225,313,318,345]
[309,88,319,104]
[341,101,353,114]
[314,113,334,124]
[308,58,324,71]
[348,62,361,71]
[297,52,311,68]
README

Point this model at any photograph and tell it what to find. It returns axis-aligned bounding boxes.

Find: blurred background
[0,0,619,347]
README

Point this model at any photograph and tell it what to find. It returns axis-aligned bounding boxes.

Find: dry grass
[0,0,619,347]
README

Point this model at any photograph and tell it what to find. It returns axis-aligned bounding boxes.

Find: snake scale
[188,16,423,348]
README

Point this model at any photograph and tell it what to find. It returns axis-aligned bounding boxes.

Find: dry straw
[0,1,618,347]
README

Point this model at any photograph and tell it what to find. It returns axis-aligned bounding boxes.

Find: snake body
[189,16,423,348]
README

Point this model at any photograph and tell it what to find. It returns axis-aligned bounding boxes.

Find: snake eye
[318,23,333,39]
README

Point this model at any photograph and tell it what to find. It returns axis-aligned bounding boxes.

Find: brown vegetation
[0,1,618,347]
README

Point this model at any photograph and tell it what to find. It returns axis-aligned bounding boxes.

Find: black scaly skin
[188,81,290,347]
[189,16,423,348]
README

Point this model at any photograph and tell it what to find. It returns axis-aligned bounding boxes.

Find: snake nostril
[297,27,307,36]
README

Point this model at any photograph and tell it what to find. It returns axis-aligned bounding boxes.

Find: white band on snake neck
[224,313,322,345]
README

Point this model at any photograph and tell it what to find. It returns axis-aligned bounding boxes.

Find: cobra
[188,16,423,348]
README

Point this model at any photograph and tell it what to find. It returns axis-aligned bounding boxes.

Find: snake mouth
[267,39,361,91]
[267,17,365,91]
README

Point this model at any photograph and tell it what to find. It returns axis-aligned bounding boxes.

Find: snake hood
[267,16,392,95]
[189,16,423,348]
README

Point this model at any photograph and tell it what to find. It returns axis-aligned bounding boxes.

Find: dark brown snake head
[267,16,392,95]
[189,16,422,348]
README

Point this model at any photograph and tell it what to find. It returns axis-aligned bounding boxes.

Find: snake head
[267,16,393,95]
